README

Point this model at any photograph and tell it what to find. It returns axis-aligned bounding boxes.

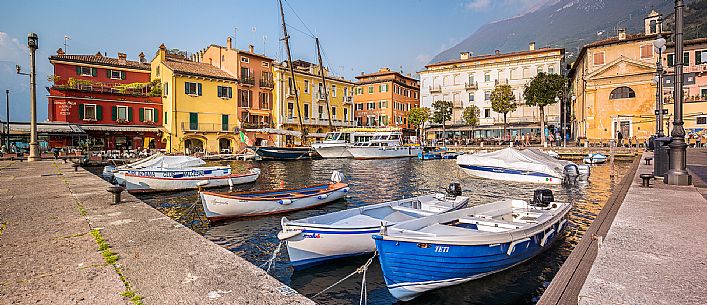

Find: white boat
[277,184,469,269]
[456,148,590,185]
[106,155,209,185]
[583,153,608,164]
[312,132,354,158]
[123,168,260,193]
[374,189,571,301]
[347,131,422,159]
[200,171,349,220]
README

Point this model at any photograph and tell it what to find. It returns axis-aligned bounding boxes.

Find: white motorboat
[456,148,590,184]
[105,155,209,185]
[347,131,422,159]
[124,168,260,193]
[312,132,354,158]
[583,153,608,164]
[374,189,571,301]
[277,184,469,269]
[200,171,349,220]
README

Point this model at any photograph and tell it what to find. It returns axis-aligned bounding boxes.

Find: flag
[239,131,252,146]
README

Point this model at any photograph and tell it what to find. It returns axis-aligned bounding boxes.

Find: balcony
[181,122,240,133]
[343,96,353,104]
[259,79,274,88]
[685,64,707,73]
[242,122,272,129]
[494,79,509,86]
[479,117,495,125]
[464,82,478,90]
[315,90,328,102]
[52,78,159,97]
[240,76,255,86]
[429,85,442,93]
[453,101,464,108]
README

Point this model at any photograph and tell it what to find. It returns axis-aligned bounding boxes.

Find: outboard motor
[446,183,462,198]
[563,164,580,186]
[531,189,554,207]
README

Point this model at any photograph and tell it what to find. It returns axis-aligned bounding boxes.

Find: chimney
[460,52,470,60]
[158,43,166,61]
[618,28,626,40]
[56,48,65,56]
[248,44,254,53]
[138,52,146,63]
[529,41,536,51]
[379,67,390,72]
[494,50,501,55]
[118,52,127,65]
[227,37,232,50]
[95,52,103,58]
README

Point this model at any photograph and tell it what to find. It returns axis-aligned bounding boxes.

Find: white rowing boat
[124,168,260,193]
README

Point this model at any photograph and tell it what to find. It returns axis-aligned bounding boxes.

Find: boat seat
[382,211,417,223]
[458,216,526,231]
[418,223,471,236]
[330,214,382,228]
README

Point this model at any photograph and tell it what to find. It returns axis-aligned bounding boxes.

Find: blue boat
[373,190,571,301]
[252,146,314,160]
[418,151,442,160]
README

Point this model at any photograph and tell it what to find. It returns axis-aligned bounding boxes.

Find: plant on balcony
[149,79,162,97]
[47,74,60,84]
[432,100,453,142]
[408,107,431,144]
[463,105,480,131]
[523,72,566,146]
[491,84,517,139]
[116,118,129,124]
[67,77,94,89]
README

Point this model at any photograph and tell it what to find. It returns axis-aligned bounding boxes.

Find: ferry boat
[346,131,422,159]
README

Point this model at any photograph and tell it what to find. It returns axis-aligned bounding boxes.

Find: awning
[80,124,163,133]
[243,128,326,138]
[246,109,272,116]
[9,122,86,134]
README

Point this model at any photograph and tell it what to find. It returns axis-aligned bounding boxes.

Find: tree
[432,100,453,144]
[490,84,517,140]
[462,105,480,132]
[408,107,431,145]
[524,72,567,146]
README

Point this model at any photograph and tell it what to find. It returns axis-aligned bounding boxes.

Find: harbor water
[94,158,631,305]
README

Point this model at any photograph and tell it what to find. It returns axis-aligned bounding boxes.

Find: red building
[48,49,164,151]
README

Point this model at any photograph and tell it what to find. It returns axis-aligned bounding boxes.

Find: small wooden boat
[583,153,607,164]
[200,171,349,220]
[124,168,260,193]
[373,189,570,301]
[251,146,314,160]
[278,184,468,269]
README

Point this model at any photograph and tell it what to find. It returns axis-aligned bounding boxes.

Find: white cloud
[0,32,27,62]
[465,0,491,11]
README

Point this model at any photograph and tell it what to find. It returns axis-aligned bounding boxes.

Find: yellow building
[151,44,240,154]
[570,12,662,144]
[272,60,355,146]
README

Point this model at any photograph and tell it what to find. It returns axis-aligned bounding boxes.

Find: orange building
[201,37,275,146]
[353,68,419,129]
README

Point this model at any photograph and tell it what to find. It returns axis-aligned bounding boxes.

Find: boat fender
[317,194,329,200]
[540,228,556,247]
[342,187,349,193]
[279,199,292,205]
[507,238,531,255]
[227,178,234,191]
[330,171,345,183]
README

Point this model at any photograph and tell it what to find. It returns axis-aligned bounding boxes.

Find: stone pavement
[578,151,707,304]
[0,160,314,305]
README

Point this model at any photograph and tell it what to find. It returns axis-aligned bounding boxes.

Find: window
[117,106,129,121]
[217,86,233,98]
[356,87,363,95]
[684,52,690,66]
[368,86,373,94]
[156,66,160,77]
[368,102,375,110]
[356,103,364,110]
[380,84,388,93]
[380,115,388,126]
[343,87,348,97]
[696,50,706,65]
[222,114,229,131]
[241,56,249,63]
[536,66,543,74]
[164,111,168,124]
[304,80,310,93]
[484,108,491,118]
[185,82,202,96]
[304,104,310,118]
[667,54,675,66]
[332,85,337,97]
[593,52,605,65]
[701,88,707,99]
[189,112,198,130]
[484,91,491,101]
[221,55,225,62]
[287,103,294,118]
[80,104,97,120]
[109,69,122,80]
[241,67,250,78]
[469,93,475,102]
[238,89,252,108]
[343,108,348,121]
[484,72,490,82]
[140,108,155,122]
[522,66,530,78]
[548,65,555,74]
[163,83,169,97]
[332,106,337,117]
[640,45,653,59]
[262,62,270,67]
[696,116,707,125]
[609,86,636,99]
[76,66,95,77]
[259,92,271,109]
[379,100,388,108]
[318,105,324,119]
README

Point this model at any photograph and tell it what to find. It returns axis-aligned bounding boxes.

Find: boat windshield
[325,132,341,141]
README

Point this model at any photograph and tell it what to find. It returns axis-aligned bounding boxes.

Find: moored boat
[108,155,211,185]
[277,183,469,269]
[200,171,349,220]
[583,153,608,164]
[123,168,260,193]
[252,146,314,160]
[347,131,422,159]
[373,189,571,301]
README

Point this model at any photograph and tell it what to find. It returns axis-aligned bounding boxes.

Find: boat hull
[254,146,313,160]
[583,154,607,164]
[373,217,567,301]
[124,169,260,193]
[348,146,422,159]
[458,164,563,184]
[312,144,352,158]
[200,184,349,220]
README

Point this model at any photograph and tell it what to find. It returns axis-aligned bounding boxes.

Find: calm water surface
[108,158,630,305]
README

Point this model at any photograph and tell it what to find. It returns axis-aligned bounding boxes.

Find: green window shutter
[112,106,117,121]
[153,109,158,123]
[127,107,133,122]
[107,69,112,78]
[197,83,202,96]
[76,66,81,75]
[189,112,198,130]
[164,112,168,124]
[91,68,97,77]
[378,85,382,92]
[684,52,690,66]
[184,82,189,94]
[121,71,126,80]
[228,87,232,98]
[96,105,103,121]
[222,114,229,131]
[78,104,85,120]
[139,108,145,122]
[697,51,702,65]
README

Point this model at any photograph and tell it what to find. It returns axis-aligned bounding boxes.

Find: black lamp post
[26,33,40,161]
[665,0,692,185]
[4,90,9,150]
[653,34,666,138]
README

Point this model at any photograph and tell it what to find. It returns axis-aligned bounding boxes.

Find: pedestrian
[548,133,555,147]
[617,131,624,147]
[514,133,520,147]
[525,133,530,146]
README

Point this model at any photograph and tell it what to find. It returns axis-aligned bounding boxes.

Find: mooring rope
[311,251,377,301]
[259,240,284,273]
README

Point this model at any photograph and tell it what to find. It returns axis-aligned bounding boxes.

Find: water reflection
[126,158,631,305]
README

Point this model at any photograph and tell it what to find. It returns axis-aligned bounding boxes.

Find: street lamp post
[568,95,576,147]
[665,0,692,185]
[4,90,9,150]
[653,35,666,138]
[27,33,39,162]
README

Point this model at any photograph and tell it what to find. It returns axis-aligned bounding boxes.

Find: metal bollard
[72,163,80,171]
[107,185,124,205]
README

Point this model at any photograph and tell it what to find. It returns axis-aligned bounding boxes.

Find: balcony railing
[240,76,255,86]
[181,122,240,132]
[453,101,464,108]
[242,122,272,129]
[479,117,495,125]
[283,117,355,127]
[259,79,274,88]
[343,96,353,104]
[53,80,158,97]
[429,85,442,93]
[315,90,327,101]
[464,82,478,90]
[685,64,707,73]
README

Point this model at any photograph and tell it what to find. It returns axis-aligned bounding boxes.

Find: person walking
[617,131,624,147]
[548,133,555,147]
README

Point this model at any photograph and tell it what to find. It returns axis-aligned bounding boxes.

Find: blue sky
[0,0,544,122]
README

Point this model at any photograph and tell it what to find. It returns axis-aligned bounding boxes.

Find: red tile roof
[49,54,150,70]
[162,55,237,81]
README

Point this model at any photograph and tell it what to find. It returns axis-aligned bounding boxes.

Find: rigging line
[283,0,315,37]
[286,23,316,39]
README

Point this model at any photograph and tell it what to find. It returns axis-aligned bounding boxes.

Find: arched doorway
[184,138,204,154]
[219,138,232,154]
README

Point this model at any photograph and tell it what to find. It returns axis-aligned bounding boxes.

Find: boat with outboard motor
[456,148,589,184]
[200,171,349,220]
[104,155,225,185]
[123,168,260,193]
[347,131,422,159]
[583,153,607,164]
[373,189,570,301]
[277,183,468,269]
[251,146,315,160]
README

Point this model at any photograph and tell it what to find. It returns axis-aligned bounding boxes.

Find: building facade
[48,49,164,150]
[151,44,239,154]
[272,60,355,146]
[419,44,564,139]
[663,37,707,138]
[353,68,419,129]
[570,12,661,143]
[201,38,276,146]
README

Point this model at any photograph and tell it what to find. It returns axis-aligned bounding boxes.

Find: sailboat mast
[315,37,333,130]
[278,0,304,141]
